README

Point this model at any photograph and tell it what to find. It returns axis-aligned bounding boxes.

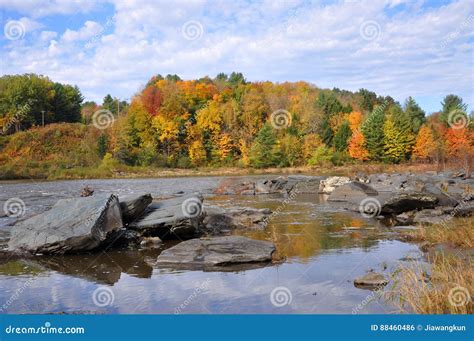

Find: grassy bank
[392,218,473,314]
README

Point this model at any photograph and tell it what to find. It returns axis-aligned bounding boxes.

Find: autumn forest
[0,73,473,179]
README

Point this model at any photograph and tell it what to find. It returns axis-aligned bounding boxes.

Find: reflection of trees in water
[236,211,382,261]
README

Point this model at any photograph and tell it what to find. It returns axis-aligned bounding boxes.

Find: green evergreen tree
[333,121,352,152]
[97,134,109,159]
[249,124,277,168]
[404,97,425,134]
[361,105,385,160]
[440,94,468,125]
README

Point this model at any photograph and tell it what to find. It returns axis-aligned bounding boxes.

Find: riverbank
[0,162,441,181]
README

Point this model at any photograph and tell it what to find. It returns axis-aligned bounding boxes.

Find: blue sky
[0,0,472,114]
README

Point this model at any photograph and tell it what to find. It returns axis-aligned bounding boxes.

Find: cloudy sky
[0,0,472,113]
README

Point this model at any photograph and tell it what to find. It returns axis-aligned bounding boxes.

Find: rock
[155,236,275,270]
[354,272,389,290]
[327,182,379,203]
[286,175,323,193]
[213,178,255,195]
[395,212,414,224]
[8,194,123,254]
[128,194,204,239]
[203,206,272,234]
[421,183,459,207]
[80,186,94,197]
[452,202,474,217]
[255,176,288,194]
[319,176,351,194]
[413,209,450,225]
[140,236,162,248]
[381,192,438,214]
[119,193,153,223]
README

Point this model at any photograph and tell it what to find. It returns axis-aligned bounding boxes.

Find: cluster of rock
[322,172,474,224]
[7,192,275,269]
[213,175,324,195]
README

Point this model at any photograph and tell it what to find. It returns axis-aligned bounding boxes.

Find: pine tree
[361,105,385,160]
[249,124,277,168]
[404,97,425,134]
[333,121,352,152]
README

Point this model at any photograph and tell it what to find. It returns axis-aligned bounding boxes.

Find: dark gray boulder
[381,192,438,214]
[128,194,204,239]
[119,193,153,223]
[328,182,379,203]
[155,236,275,270]
[203,206,271,234]
[8,194,123,254]
[421,183,459,207]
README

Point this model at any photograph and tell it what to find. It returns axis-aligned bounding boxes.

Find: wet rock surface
[354,272,389,290]
[202,205,271,234]
[120,193,153,223]
[155,236,276,270]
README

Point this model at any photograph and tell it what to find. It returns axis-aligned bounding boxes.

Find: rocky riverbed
[0,172,472,313]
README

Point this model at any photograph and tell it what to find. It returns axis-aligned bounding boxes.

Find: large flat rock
[119,193,152,223]
[8,194,123,254]
[155,236,275,270]
[203,206,271,234]
[128,194,204,239]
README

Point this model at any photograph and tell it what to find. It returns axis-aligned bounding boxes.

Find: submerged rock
[155,236,275,270]
[128,194,204,239]
[213,178,255,195]
[119,193,153,223]
[354,272,389,290]
[8,194,123,254]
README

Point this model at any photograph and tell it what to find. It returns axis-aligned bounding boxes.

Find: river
[0,176,424,314]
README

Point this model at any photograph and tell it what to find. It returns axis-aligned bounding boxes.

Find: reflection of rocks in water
[31,250,157,285]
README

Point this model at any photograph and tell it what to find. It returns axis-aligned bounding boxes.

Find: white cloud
[0,0,473,112]
[61,21,103,43]
[0,0,100,18]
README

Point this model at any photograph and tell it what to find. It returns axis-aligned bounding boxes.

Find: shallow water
[0,176,424,314]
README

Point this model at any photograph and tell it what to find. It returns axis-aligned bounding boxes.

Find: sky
[0,0,473,114]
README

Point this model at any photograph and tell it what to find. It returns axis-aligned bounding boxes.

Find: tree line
[0,73,472,170]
